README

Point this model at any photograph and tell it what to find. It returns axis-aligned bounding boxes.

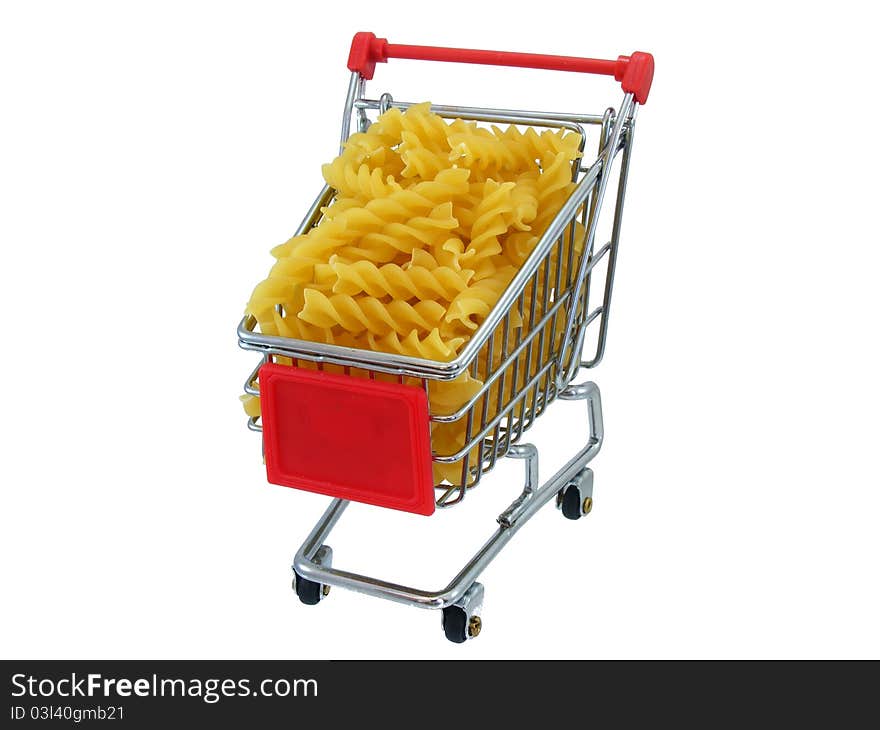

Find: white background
[2,1,878,659]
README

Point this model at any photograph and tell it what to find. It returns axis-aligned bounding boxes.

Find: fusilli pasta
[244,102,583,485]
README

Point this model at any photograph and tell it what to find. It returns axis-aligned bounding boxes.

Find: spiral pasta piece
[509,172,539,231]
[399,102,452,151]
[400,133,452,179]
[330,259,474,301]
[321,108,406,195]
[367,328,466,361]
[330,164,403,203]
[298,289,446,336]
[493,125,581,167]
[448,129,537,172]
[464,180,515,265]
[444,264,519,332]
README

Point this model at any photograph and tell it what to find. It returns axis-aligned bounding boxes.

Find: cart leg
[497,443,539,528]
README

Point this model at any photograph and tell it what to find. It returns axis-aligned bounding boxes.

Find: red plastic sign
[259,364,436,516]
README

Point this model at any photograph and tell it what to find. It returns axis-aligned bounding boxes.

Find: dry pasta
[243,102,583,486]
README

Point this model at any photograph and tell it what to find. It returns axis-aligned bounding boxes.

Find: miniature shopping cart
[238,32,653,642]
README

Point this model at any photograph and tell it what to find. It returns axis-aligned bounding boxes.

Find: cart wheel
[558,468,594,520]
[292,544,333,606]
[441,606,469,644]
[293,572,325,606]
[441,582,484,644]
[560,484,584,520]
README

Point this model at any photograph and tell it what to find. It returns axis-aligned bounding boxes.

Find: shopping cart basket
[238,32,653,642]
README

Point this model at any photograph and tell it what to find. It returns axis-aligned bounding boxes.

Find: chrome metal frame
[239,67,640,631]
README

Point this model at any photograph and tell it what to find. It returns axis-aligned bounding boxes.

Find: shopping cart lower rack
[238,32,653,642]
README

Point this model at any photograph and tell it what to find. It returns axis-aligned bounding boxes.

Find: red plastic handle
[348,32,654,104]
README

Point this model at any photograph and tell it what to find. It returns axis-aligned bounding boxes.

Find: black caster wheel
[442,606,468,644]
[292,545,333,605]
[560,484,584,520]
[441,583,484,644]
[293,572,328,606]
[442,606,482,644]
[558,468,594,520]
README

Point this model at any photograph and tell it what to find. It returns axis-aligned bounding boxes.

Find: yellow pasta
[367,329,465,362]
[298,290,446,336]
[444,264,519,334]
[244,102,583,486]
[330,259,474,301]
[462,180,516,266]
